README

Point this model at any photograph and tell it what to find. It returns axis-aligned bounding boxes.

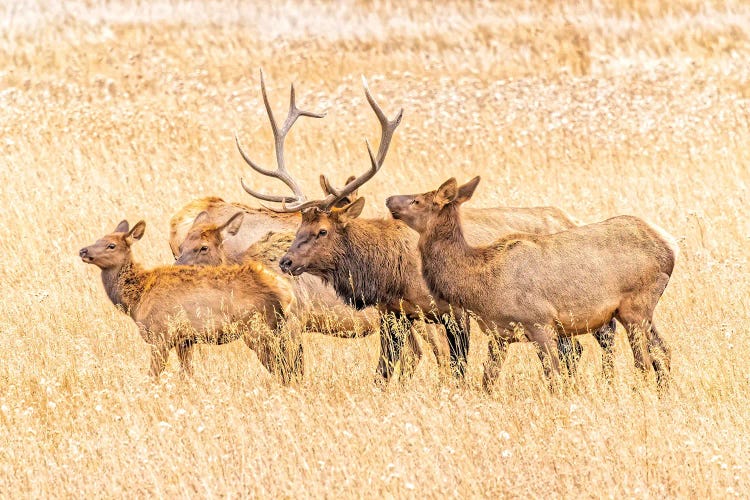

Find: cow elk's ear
[435,178,458,207]
[456,176,480,204]
[220,211,244,238]
[337,197,366,224]
[127,220,146,243]
[192,211,211,228]
[115,220,130,233]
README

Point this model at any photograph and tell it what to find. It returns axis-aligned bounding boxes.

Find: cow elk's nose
[279,256,292,273]
[79,248,88,257]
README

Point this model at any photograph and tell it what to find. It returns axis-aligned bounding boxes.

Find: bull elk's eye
[200,245,209,253]
[107,243,116,249]
[410,199,419,206]
[318,229,328,237]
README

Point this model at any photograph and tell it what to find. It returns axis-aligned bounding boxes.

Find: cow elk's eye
[318,229,328,237]
[200,246,209,253]
[410,199,419,206]
[107,243,116,249]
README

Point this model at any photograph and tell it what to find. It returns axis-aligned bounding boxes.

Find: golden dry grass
[1,0,749,496]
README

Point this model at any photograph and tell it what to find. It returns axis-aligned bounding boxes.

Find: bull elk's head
[386,177,481,233]
[235,71,402,278]
[79,220,146,269]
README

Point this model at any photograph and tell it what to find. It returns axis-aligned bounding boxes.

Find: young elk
[79,220,303,383]
[239,75,607,382]
[386,177,676,390]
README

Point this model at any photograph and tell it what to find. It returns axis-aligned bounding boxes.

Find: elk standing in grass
[240,74,610,382]
[79,220,303,383]
[386,177,676,389]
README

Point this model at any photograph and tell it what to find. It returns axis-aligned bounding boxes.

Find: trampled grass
[0,0,748,496]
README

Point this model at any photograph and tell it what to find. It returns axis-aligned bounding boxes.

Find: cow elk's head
[235,72,402,277]
[79,220,146,270]
[385,177,480,233]
[174,211,244,266]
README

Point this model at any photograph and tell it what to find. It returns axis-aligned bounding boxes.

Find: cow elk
[79,220,303,384]
[386,177,676,390]
[239,75,607,382]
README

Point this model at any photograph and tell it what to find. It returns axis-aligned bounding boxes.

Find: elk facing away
[239,75,608,382]
[79,220,303,383]
[386,177,676,390]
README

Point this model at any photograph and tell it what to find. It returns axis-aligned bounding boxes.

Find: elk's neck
[330,219,412,309]
[418,206,479,306]
[101,260,146,315]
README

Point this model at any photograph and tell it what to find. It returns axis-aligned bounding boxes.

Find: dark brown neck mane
[327,218,413,310]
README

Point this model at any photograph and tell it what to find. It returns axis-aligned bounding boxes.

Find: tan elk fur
[80,220,302,383]
[387,177,676,390]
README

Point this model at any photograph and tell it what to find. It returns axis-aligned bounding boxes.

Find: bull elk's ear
[455,176,480,204]
[114,220,130,233]
[337,197,366,224]
[192,211,210,228]
[220,211,244,238]
[127,220,146,243]
[434,178,458,207]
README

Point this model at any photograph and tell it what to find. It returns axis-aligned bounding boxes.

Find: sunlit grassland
[0,0,748,496]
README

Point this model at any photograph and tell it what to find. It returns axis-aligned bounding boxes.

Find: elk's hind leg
[593,318,617,380]
[526,324,562,387]
[647,323,671,390]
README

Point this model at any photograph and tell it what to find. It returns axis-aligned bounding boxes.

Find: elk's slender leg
[176,340,195,378]
[422,322,451,376]
[400,328,424,380]
[620,319,653,375]
[482,336,510,391]
[593,319,617,380]
[149,343,169,379]
[441,309,470,379]
[647,323,671,391]
[526,325,561,383]
[557,336,583,377]
[375,312,408,383]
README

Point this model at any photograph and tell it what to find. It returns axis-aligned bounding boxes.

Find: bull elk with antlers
[79,220,303,383]
[386,177,676,390]
[238,74,612,382]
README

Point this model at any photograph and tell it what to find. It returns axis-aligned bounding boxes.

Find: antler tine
[238,69,326,206]
[318,77,403,209]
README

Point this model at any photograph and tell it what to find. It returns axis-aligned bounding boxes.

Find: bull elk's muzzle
[279,254,305,276]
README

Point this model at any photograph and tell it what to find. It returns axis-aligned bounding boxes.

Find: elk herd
[80,71,678,392]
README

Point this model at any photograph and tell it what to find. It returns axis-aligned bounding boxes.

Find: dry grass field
[1,0,749,496]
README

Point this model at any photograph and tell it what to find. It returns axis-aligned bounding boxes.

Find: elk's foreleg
[375,312,409,384]
[441,309,470,379]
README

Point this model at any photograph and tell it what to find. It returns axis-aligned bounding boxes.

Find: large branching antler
[236,69,326,210]
[240,74,403,213]
[312,76,403,211]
